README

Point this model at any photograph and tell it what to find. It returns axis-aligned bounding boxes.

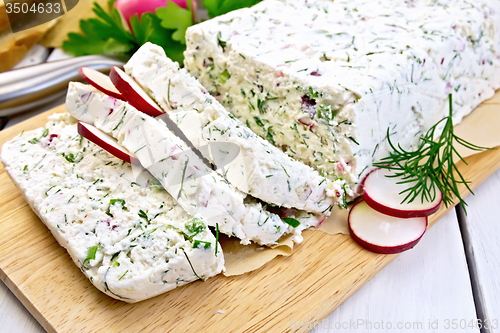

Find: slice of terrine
[66,82,322,245]
[1,113,224,302]
[124,42,345,213]
[184,0,500,193]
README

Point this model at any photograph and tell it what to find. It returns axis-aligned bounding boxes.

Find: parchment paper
[222,92,500,275]
[220,234,294,277]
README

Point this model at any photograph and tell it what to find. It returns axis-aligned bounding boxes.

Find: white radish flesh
[78,67,123,100]
[77,121,139,165]
[109,66,164,117]
[363,168,442,218]
[348,200,428,254]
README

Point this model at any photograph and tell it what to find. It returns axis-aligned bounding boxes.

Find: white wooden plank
[0,281,45,333]
[312,210,479,333]
[462,169,500,333]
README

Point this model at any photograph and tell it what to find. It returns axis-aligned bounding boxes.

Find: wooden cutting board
[1,100,500,333]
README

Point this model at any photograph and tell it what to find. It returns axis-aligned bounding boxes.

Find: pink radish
[362,168,442,218]
[109,66,164,117]
[77,121,139,165]
[78,67,123,100]
[115,0,188,21]
[114,0,197,28]
[348,200,428,254]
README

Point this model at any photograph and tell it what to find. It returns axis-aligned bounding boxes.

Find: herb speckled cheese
[0,113,224,303]
[184,0,500,194]
[66,82,322,245]
[124,43,345,213]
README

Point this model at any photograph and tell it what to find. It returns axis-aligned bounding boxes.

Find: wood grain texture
[462,169,500,333]
[315,210,478,333]
[0,102,500,333]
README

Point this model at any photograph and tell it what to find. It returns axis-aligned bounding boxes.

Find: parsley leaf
[63,20,108,55]
[63,2,187,63]
[203,0,261,18]
[63,0,261,62]
[63,4,135,56]
[156,1,193,44]
[131,12,185,63]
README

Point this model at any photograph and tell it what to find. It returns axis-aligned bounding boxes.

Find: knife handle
[0,55,124,116]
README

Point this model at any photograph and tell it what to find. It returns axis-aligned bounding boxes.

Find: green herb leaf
[254,117,265,128]
[215,223,219,256]
[266,127,276,145]
[282,217,300,228]
[111,252,120,267]
[103,37,133,54]
[107,198,126,216]
[63,2,135,56]
[185,217,206,238]
[138,210,150,223]
[217,31,226,49]
[177,158,189,199]
[118,270,128,280]
[373,94,494,212]
[156,1,193,44]
[63,20,109,56]
[203,0,261,18]
[62,2,186,63]
[83,245,98,264]
[148,177,164,190]
[219,69,231,83]
[64,153,75,163]
[193,240,212,249]
[182,248,204,280]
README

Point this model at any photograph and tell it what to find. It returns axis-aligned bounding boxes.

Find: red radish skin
[78,67,124,100]
[362,168,442,218]
[109,66,164,117]
[115,0,189,20]
[77,121,140,165]
[348,200,428,254]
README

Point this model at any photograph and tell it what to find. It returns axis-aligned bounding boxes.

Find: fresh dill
[215,223,219,256]
[373,94,493,211]
[182,248,204,281]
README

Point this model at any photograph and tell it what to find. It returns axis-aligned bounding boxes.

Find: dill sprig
[373,94,493,212]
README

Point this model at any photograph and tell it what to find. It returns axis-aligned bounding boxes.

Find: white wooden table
[0,51,499,333]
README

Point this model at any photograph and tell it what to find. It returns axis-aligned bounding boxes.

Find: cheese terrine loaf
[184,0,500,194]
[66,82,323,245]
[1,113,224,302]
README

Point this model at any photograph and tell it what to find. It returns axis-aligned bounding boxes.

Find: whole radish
[114,0,192,22]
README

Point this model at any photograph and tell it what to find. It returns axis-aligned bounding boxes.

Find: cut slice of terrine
[184,0,500,194]
[124,42,345,213]
[1,113,224,302]
[66,82,322,245]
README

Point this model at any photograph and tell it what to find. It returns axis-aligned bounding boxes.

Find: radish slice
[109,66,164,117]
[348,200,428,254]
[78,67,123,100]
[77,121,139,165]
[362,168,442,218]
